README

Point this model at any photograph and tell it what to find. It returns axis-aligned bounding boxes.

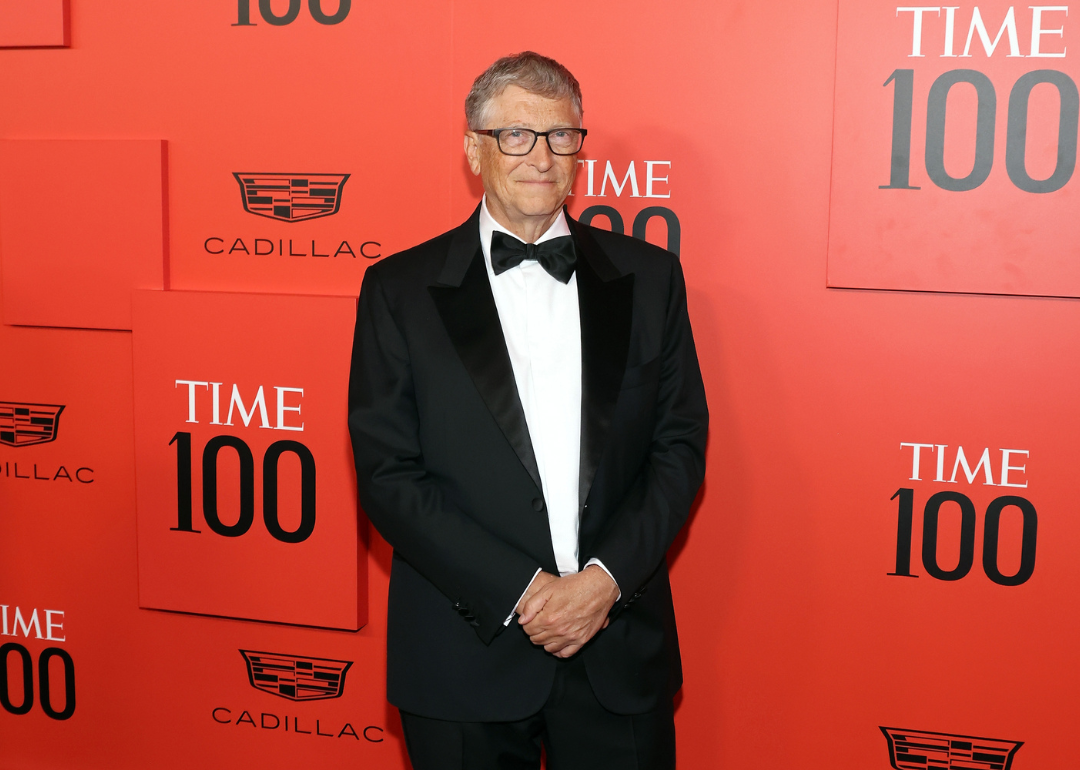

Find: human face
[465,84,581,239]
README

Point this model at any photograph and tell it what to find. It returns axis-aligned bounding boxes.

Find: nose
[526,135,555,170]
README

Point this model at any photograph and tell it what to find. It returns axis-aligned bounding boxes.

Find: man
[348,51,708,770]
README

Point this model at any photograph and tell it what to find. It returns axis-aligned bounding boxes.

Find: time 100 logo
[233,0,350,26]
[169,381,316,544]
[887,444,1038,586]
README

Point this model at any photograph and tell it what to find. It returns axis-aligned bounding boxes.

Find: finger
[555,644,581,659]
[517,601,540,626]
[522,616,553,636]
[523,602,566,631]
[518,590,551,625]
[517,573,556,614]
[527,628,560,645]
[536,626,586,648]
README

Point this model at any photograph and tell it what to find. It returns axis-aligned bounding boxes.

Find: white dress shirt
[477,199,619,624]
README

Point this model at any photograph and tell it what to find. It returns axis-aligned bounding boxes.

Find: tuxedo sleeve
[348,266,541,644]
[587,257,708,611]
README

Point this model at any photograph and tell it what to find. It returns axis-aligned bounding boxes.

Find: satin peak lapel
[570,217,634,511]
[428,216,543,494]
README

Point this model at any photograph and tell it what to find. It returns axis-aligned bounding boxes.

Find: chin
[512,196,563,217]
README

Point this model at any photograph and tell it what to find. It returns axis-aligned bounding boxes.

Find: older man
[348,51,707,770]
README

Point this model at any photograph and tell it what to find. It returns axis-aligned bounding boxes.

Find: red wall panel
[0,139,165,329]
[829,0,1080,297]
[0,0,69,48]
[132,289,364,630]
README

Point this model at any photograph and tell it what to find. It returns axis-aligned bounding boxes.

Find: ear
[464,132,482,176]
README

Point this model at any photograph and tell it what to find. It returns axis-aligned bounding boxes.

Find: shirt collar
[479,196,571,271]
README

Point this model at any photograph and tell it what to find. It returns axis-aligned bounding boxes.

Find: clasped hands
[515,566,620,658]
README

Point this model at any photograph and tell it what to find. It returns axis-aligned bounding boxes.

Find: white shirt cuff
[505,567,544,626]
[585,558,621,601]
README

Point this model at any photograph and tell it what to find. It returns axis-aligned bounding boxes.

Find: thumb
[518,591,550,625]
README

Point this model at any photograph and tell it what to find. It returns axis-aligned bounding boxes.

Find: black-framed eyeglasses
[474,127,587,156]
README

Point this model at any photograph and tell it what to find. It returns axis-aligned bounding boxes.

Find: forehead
[486,84,579,128]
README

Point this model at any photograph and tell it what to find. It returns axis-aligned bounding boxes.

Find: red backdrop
[1,1,1076,768]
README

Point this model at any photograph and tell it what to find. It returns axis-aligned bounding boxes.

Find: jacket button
[532,498,545,512]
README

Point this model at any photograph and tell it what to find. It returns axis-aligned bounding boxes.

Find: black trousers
[399,655,676,770]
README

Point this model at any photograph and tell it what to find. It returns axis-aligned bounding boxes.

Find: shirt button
[532,498,545,512]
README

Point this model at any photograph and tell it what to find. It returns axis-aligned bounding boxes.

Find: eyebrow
[500,124,579,130]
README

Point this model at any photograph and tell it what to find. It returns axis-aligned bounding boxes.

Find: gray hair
[465,51,583,130]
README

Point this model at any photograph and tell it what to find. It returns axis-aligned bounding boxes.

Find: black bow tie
[490,231,577,284]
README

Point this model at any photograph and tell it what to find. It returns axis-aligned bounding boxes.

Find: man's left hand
[518,565,620,658]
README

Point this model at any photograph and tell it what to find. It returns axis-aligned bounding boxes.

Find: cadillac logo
[881,727,1023,770]
[233,172,350,223]
[240,650,353,702]
[0,402,64,447]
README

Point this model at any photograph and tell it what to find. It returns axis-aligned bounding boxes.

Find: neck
[484,198,564,243]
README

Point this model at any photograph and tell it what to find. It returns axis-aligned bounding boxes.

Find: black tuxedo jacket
[348,205,707,721]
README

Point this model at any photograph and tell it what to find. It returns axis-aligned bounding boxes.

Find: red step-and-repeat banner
[2,1,1077,768]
